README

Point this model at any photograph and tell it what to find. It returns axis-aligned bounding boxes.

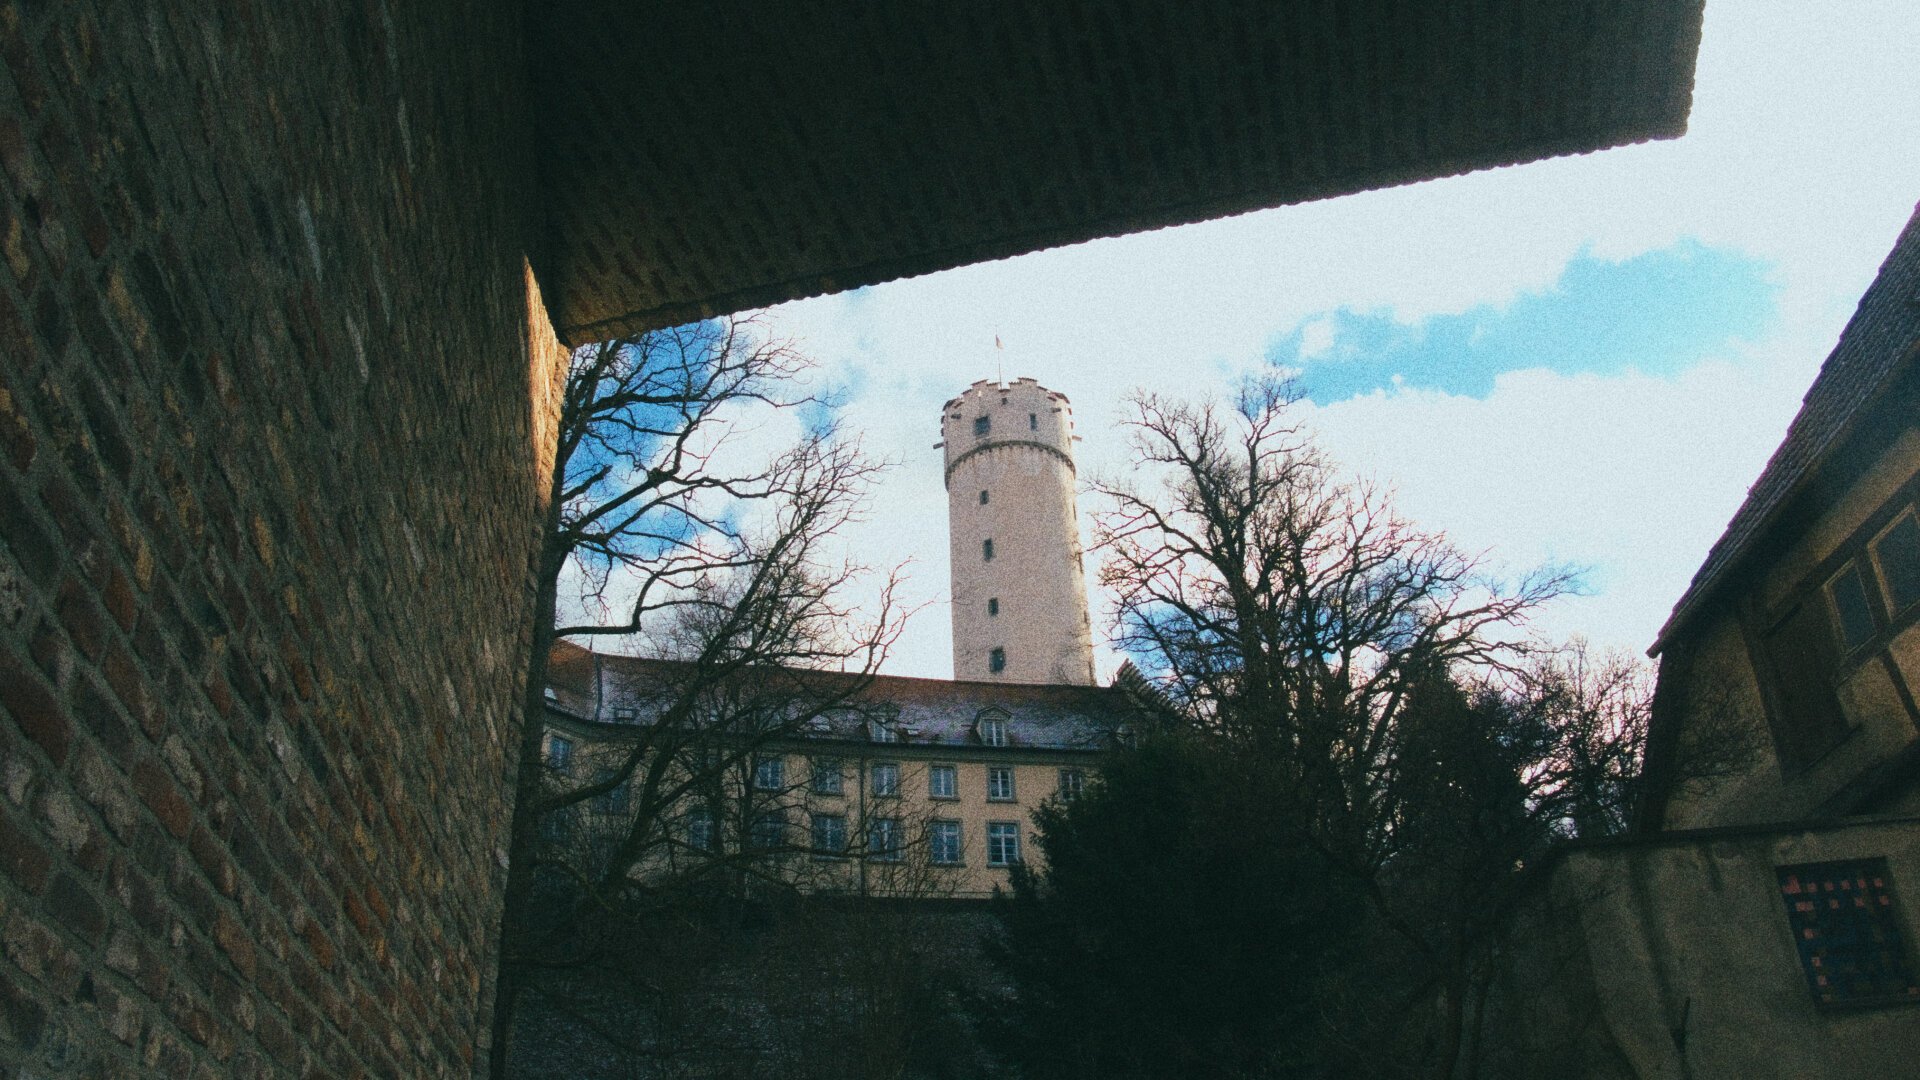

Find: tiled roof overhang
[530,2,1704,342]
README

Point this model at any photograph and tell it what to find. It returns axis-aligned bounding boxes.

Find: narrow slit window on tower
[1029,413,1037,430]
[979,490,989,505]
[983,538,994,561]
[988,598,999,616]
[974,416,991,437]
[989,648,1006,673]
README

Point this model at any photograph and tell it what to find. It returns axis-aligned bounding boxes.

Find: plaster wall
[941,379,1095,686]
[1662,426,1920,830]
[1539,820,1920,1079]
[552,731,1091,902]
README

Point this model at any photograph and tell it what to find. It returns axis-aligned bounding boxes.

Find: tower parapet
[940,378,1096,685]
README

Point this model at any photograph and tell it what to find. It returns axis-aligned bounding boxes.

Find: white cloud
[1297,316,1338,360]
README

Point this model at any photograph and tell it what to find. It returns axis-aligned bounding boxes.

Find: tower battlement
[942,378,1096,685]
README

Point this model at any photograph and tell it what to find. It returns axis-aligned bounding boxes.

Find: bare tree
[1093,377,1574,868]
[492,317,909,1077]
[1078,379,1758,1080]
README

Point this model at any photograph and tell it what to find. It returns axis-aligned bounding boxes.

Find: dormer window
[869,720,900,744]
[978,714,1009,747]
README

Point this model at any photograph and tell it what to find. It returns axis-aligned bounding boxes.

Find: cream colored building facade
[541,655,1128,900]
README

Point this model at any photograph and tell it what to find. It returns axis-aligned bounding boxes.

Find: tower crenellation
[941,377,1096,685]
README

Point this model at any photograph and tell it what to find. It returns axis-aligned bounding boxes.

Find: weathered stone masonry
[0,2,558,1075]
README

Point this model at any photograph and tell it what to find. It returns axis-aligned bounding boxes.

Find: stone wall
[0,2,557,1075]
[1480,819,1920,1078]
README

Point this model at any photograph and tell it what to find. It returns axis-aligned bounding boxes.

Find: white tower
[940,378,1096,685]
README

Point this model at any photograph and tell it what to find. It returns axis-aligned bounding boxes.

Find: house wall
[0,3,563,1075]
[544,728,1094,902]
[1504,820,1920,1079]
[1661,425,1920,830]
[775,747,1092,900]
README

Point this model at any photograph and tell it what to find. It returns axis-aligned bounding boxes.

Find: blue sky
[1276,242,1778,403]
[630,1,1920,681]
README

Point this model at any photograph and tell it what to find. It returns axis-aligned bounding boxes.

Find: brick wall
[0,1,555,1075]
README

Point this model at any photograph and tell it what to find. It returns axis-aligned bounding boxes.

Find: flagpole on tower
[994,334,1004,387]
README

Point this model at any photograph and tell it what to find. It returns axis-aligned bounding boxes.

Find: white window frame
[811,757,844,796]
[986,822,1021,866]
[1059,768,1085,801]
[929,820,963,865]
[811,813,847,858]
[686,806,715,852]
[869,817,903,862]
[750,810,786,852]
[753,755,785,791]
[871,761,901,798]
[928,764,958,800]
[987,765,1015,802]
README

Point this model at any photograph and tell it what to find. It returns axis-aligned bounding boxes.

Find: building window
[929,820,963,865]
[1756,597,1852,773]
[988,597,999,616]
[869,817,903,861]
[611,705,636,722]
[989,648,1006,673]
[540,805,573,844]
[1777,858,1920,1008]
[988,765,1015,801]
[987,822,1021,866]
[929,764,958,800]
[1059,769,1086,801]
[869,719,899,743]
[811,813,847,857]
[980,489,989,505]
[979,716,1008,746]
[973,416,990,437]
[811,757,844,796]
[753,756,785,791]
[546,734,573,770]
[685,806,715,852]
[1028,412,1037,430]
[983,538,994,561]
[750,811,786,852]
[1872,509,1920,615]
[1827,561,1877,653]
[593,770,629,814]
[871,761,900,798]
